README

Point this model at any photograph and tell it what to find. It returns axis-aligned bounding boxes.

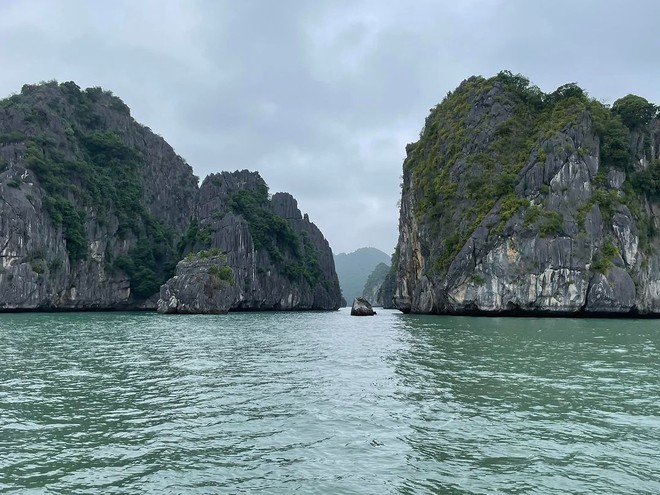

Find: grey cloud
[1,0,660,254]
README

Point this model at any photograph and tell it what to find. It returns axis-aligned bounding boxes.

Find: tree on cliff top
[612,94,657,130]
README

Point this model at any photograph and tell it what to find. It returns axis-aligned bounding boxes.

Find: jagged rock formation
[379,268,397,309]
[0,81,341,311]
[157,253,233,314]
[362,262,390,306]
[393,71,660,316]
[351,297,375,316]
[161,171,341,311]
[0,82,197,309]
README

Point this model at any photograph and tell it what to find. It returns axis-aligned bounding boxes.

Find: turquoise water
[0,309,658,494]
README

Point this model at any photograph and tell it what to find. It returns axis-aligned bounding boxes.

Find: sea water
[0,309,658,494]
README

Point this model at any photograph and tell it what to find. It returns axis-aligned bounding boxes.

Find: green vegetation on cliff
[184,248,234,288]
[0,81,341,311]
[0,81,181,298]
[228,187,322,286]
[23,129,163,261]
[405,71,659,273]
[394,71,660,315]
[229,186,299,260]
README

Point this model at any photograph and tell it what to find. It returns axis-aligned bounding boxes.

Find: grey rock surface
[159,171,342,312]
[379,267,397,309]
[0,82,196,310]
[351,297,375,316]
[0,82,341,312]
[362,262,390,307]
[157,256,232,314]
[392,74,660,316]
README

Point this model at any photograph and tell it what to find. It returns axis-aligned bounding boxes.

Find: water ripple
[0,311,658,494]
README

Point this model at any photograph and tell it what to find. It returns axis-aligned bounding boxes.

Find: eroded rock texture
[0,81,341,311]
[391,73,660,316]
[160,171,341,311]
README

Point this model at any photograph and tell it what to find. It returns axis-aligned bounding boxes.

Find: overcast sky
[1,1,659,255]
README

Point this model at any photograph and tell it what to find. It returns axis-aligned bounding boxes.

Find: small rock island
[351,297,375,316]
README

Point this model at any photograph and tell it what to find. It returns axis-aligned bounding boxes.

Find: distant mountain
[334,247,390,305]
[362,262,390,306]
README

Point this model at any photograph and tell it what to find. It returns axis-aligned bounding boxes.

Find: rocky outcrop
[0,82,197,310]
[351,297,375,316]
[159,171,341,311]
[0,81,341,311]
[157,255,233,314]
[393,72,660,316]
[379,266,397,309]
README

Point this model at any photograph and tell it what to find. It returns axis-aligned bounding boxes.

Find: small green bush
[209,264,233,288]
[602,239,620,258]
[43,196,88,261]
[538,211,563,237]
[524,205,543,227]
[612,94,657,129]
[30,258,46,274]
[632,160,660,199]
[591,254,612,274]
[48,258,62,272]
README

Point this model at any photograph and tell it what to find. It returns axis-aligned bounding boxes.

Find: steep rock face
[393,72,660,315]
[0,82,197,309]
[379,266,397,309]
[160,171,342,311]
[0,82,341,311]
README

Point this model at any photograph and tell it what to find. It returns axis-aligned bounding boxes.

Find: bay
[0,309,658,494]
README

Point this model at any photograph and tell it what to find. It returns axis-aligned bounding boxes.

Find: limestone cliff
[392,72,660,316]
[0,81,340,311]
[0,82,197,309]
[157,253,234,314]
[159,171,341,312]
